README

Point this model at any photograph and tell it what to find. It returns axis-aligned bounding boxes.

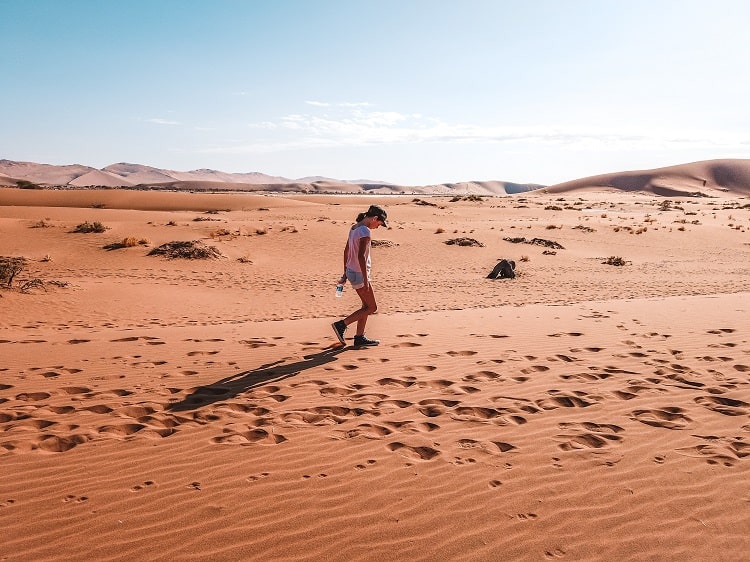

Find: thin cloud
[200,106,750,155]
[145,118,181,126]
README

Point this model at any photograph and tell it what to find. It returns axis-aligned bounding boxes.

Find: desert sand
[1,182,749,561]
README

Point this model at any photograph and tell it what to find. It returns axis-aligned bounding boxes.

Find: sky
[2,0,750,186]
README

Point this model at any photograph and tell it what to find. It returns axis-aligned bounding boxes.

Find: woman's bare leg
[344,285,377,335]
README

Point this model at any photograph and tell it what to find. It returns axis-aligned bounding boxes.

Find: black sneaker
[331,320,347,345]
[353,334,379,347]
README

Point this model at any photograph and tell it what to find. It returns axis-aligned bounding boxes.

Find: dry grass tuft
[148,240,223,260]
[603,256,629,266]
[73,221,107,233]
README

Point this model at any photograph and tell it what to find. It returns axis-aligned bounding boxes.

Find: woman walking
[331,205,388,347]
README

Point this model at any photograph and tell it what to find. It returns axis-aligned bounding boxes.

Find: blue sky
[2,0,749,185]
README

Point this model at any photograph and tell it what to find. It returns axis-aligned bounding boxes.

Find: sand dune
[544,159,750,197]
[1,187,749,560]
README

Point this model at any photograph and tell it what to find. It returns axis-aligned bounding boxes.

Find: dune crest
[544,159,750,196]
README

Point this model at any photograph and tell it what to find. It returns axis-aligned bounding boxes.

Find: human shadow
[167,346,347,412]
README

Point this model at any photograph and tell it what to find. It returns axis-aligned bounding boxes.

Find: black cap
[366,205,388,228]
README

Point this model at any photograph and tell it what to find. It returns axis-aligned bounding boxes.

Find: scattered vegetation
[72,221,108,233]
[17,180,43,190]
[30,219,52,228]
[0,256,67,293]
[450,195,484,203]
[445,238,484,247]
[503,237,565,249]
[103,237,150,250]
[371,239,397,247]
[413,198,440,207]
[148,240,223,260]
[0,256,28,287]
[573,225,596,233]
[544,205,563,211]
[603,256,629,266]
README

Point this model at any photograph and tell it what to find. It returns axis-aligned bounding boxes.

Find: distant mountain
[4,157,747,196]
[0,158,543,194]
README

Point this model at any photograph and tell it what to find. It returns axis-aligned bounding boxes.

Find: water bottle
[335,274,345,298]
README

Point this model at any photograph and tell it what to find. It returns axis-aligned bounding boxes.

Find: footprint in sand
[536,391,600,410]
[376,377,416,388]
[694,396,750,416]
[212,427,286,445]
[63,495,89,503]
[631,407,693,430]
[387,442,440,461]
[15,392,51,401]
[404,365,437,372]
[338,423,393,440]
[457,438,517,455]
[463,371,502,382]
[555,422,624,451]
[247,472,270,482]
[446,350,478,357]
[676,435,749,467]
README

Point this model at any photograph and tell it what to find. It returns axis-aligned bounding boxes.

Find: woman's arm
[342,240,350,279]
[358,236,371,287]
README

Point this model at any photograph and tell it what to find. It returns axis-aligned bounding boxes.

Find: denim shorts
[345,268,365,290]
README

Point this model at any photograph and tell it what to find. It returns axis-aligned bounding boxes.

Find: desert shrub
[255,227,268,235]
[104,237,149,250]
[17,180,43,190]
[573,225,595,232]
[0,256,27,287]
[545,224,560,230]
[30,219,52,228]
[603,256,629,266]
[445,238,484,247]
[520,255,530,262]
[371,239,397,247]
[210,228,232,238]
[148,240,223,259]
[166,221,178,226]
[545,205,563,211]
[73,221,107,233]
[503,237,564,249]
[435,227,445,234]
